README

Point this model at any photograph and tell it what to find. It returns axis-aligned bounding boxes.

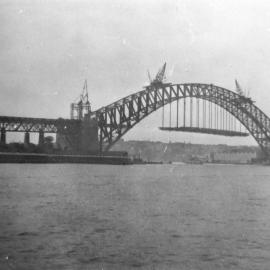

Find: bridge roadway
[0,115,81,146]
[0,116,80,133]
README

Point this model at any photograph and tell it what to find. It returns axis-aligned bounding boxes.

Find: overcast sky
[1,0,270,145]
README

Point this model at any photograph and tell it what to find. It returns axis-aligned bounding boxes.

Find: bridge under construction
[1,64,270,158]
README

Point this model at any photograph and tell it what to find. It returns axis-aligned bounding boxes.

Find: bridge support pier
[38,129,44,146]
[56,114,99,154]
[56,123,81,153]
[80,115,99,154]
[1,128,6,144]
[24,132,30,145]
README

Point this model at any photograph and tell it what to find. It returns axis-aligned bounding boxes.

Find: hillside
[112,139,260,162]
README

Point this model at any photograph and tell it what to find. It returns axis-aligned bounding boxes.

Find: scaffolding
[70,80,91,120]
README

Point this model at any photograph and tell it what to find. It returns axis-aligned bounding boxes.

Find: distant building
[209,150,257,164]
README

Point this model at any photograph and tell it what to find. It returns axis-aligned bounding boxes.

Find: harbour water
[0,164,270,269]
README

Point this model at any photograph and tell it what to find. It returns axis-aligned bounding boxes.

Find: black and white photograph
[1,0,270,269]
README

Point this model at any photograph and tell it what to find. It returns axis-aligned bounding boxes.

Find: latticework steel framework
[0,116,80,134]
[94,83,270,156]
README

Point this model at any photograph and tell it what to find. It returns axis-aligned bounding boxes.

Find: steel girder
[94,83,270,156]
[0,116,81,134]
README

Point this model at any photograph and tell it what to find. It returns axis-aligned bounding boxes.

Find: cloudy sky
[1,0,270,145]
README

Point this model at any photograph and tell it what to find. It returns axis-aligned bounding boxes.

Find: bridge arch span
[94,83,270,156]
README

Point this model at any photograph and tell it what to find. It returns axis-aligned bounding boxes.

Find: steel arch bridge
[94,83,270,156]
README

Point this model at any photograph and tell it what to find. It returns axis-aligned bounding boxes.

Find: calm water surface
[0,164,270,269]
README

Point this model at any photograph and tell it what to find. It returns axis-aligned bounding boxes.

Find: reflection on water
[0,164,270,269]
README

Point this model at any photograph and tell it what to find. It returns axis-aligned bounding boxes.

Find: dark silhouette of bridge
[94,83,270,157]
[1,81,270,158]
[0,116,79,143]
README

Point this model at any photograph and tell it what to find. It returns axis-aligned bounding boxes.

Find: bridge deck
[0,116,80,133]
[159,126,249,137]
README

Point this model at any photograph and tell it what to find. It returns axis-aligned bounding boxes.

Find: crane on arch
[235,79,245,96]
[234,79,254,104]
[147,62,171,87]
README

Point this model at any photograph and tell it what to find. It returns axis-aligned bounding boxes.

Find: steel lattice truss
[94,83,270,156]
[0,116,80,134]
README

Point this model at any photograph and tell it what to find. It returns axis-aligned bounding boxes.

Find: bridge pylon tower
[70,80,91,120]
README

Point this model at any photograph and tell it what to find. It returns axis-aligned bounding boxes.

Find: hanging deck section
[159,126,249,137]
[160,96,250,138]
